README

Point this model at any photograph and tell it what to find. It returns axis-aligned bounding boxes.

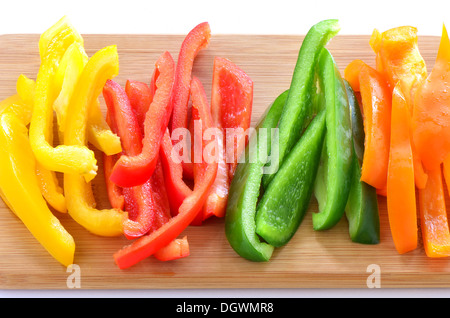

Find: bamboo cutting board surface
[0,33,449,289]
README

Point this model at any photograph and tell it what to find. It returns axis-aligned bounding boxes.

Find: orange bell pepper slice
[386,85,417,254]
[370,25,428,189]
[419,164,450,257]
[370,26,428,109]
[413,24,450,172]
[344,60,392,191]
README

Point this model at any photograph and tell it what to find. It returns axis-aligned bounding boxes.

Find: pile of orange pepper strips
[345,24,450,257]
[2,16,450,268]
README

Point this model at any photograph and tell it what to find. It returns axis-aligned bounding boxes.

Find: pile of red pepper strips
[2,16,450,269]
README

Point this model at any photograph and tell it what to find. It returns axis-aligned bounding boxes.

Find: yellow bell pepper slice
[15,74,67,213]
[29,16,98,181]
[0,112,75,266]
[53,41,122,155]
[63,44,126,237]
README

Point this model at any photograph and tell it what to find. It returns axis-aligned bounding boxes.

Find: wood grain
[0,33,448,289]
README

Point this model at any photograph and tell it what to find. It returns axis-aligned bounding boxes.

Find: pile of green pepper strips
[225,19,381,262]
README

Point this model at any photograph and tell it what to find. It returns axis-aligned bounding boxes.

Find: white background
[1,0,450,298]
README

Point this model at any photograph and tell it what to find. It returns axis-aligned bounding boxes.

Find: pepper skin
[225,90,288,261]
[262,19,340,188]
[312,48,353,231]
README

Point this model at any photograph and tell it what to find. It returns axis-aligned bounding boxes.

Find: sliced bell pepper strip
[109,51,175,188]
[160,129,193,216]
[103,79,170,239]
[225,90,288,262]
[170,22,211,180]
[63,45,126,237]
[29,16,98,181]
[103,151,125,210]
[343,80,380,244]
[211,56,254,179]
[113,77,218,269]
[262,19,340,189]
[256,109,326,246]
[412,24,450,171]
[344,60,392,191]
[11,76,67,213]
[312,48,353,231]
[153,236,190,261]
[370,25,428,189]
[202,57,254,220]
[386,85,417,254]
[370,26,428,109]
[419,165,450,257]
[0,112,75,266]
[125,79,153,134]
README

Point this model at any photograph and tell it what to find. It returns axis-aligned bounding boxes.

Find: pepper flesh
[256,109,326,246]
[63,45,126,237]
[386,85,417,254]
[344,60,392,191]
[312,48,353,231]
[109,51,175,188]
[370,26,428,189]
[343,80,380,244]
[419,165,450,257]
[225,90,288,261]
[263,19,340,188]
[0,112,75,266]
[412,25,450,171]
[29,16,98,181]
[113,77,217,269]
[170,22,211,180]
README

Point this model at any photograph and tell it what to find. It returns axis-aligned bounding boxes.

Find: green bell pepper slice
[255,109,326,247]
[344,79,380,244]
[262,19,340,189]
[225,90,288,262]
[312,48,353,231]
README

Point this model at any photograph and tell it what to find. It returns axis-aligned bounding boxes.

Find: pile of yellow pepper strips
[0,16,125,266]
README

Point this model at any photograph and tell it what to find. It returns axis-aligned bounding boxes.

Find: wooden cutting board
[0,33,448,289]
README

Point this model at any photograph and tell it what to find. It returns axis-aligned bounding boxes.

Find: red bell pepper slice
[103,148,125,210]
[113,77,218,269]
[211,57,253,179]
[153,236,190,261]
[170,22,211,180]
[160,129,193,216]
[202,57,253,220]
[125,79,153,134]
[103,79,171,239]
[109,51,175,187]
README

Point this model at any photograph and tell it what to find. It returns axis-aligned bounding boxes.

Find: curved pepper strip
[262,19,340,189]
[225,90,288,262]
[0,112,75,266]
[113,77,217,269]
[413,24,450,171]
[386,85,417,254]
[343,80,380,244]
[203,57,254,220]
[14,74,67,213]
[312,48,353,231]
[419,165,450,257]
[256,109,326,246]
[29,17,98,182]
[370,26,427,109]
[344,60,392,191]
[369,26,428,189]
[103,79,171,239]
[53,41,122,156]
[63,45,126,237]
[125,80,153,134]
[170,22,211,180]
[110,51,175,188]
